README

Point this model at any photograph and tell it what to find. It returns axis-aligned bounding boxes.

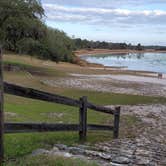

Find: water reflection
[83,52,166,73]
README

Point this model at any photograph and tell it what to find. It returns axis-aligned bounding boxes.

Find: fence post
[113,106,120,139]
[0,48,4,164]
[79,96,87,141]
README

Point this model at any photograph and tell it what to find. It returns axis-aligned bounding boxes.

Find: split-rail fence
[0,48,120,163]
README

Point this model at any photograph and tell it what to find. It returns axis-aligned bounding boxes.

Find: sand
[103,74,166,86]
[75,49,166,57]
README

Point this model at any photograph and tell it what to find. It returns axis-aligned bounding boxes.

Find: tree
[136,43,144,50]
[40,27,74,62]
[0,0,45,51]
[0,0,75,63]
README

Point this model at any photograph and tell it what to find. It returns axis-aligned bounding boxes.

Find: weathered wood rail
[0,48,4,164]
[0,48,120,163]
[4,82,120,138]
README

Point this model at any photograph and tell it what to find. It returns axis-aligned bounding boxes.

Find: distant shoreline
[75,49,166,57]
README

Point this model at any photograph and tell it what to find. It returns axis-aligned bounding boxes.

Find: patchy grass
[5,155,98,166]
[119,115,143,139]
[4,60,34,69]
[4,92,165,161]
[4,60,66,77]
[4,94,113,160]
[5,131,113,159]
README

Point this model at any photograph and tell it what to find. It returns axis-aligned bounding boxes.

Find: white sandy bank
[71,73,166,86]
[107,74,166,86]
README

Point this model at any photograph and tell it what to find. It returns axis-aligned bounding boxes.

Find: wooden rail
[0,48,4,163]
[4,82,80,107]
[0,48,120,164]
[4,82,117,115]
[4,83,120,138]
[4,123,114,133]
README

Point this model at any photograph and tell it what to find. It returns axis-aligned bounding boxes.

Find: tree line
[73,38,144,51]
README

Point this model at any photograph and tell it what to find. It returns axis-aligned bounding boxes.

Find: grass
[4,94,113,161]
[5,155,98,166]
[4,60,34,69]
[60,88,166,105]
[4,90,166,161]
[2,53,166,165]
[4,60,66,77]
[5,131,114,159]
[5,94,110,124]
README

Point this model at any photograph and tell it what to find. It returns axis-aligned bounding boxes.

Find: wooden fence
[0,48,120,163]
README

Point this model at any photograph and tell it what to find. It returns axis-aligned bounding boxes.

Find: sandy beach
[75,48,166,57]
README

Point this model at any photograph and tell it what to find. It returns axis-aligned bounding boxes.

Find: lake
[82,52,166,74]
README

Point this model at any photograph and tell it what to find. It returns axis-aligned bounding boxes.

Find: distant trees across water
[73,38,166,51]
[73,38,145,50]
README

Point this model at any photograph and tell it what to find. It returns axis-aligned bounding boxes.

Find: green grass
[5,131,113,159]
[4,60,34,69]
[4,91,166,161]
[4,94,113,160]
[5,94,110,124]
[5,155,98,166]
[61,88,166,105]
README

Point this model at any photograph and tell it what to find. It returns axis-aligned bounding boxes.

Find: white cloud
[42,1,166,45]
[48,13,88,22]
[43,4,166,26]
[44,4,166,16]
[42,0,166,8]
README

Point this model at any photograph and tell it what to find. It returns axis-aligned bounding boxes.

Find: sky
[41,0,166,45]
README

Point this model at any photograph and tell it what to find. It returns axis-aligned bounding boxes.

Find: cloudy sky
[41,0,166,45]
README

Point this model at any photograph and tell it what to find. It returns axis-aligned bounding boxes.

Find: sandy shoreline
[75,48,166,57]
[43,72,166,97]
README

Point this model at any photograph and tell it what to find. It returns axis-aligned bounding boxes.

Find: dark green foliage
[0,0,74,62]
[73,38,133,50]
[40,27,75,62]
[16,38,43,56]
[0,0,45,49]
[73,38,147,50]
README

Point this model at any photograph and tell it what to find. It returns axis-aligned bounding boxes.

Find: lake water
[82,52,166,73]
